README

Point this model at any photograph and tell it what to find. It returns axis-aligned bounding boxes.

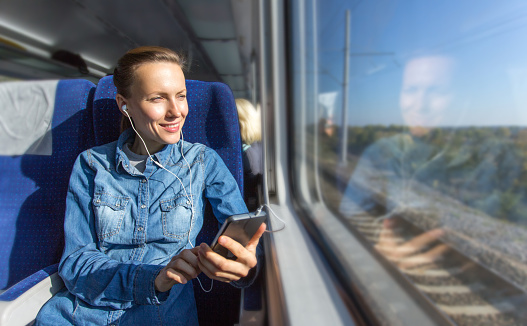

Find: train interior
[1,0,527,326]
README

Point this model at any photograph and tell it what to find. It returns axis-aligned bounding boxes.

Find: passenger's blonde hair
[235,98,261,145]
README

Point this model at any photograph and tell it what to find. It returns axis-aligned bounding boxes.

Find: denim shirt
[35,129,251,326]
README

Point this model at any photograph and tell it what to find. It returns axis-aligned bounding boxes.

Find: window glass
[291,0,527,324]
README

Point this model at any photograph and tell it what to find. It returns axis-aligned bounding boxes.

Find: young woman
[35,46,265,325]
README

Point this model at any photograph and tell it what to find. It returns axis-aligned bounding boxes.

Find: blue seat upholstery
[0,79,95,292]
[93,76,245,326]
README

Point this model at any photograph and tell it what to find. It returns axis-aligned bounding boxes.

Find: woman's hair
[113,46,187,132]
[235,98,261,145]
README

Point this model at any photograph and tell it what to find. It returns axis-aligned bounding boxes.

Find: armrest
[0,264,65,326]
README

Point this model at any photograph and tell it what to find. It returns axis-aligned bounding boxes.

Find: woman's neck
[130,138,164,156]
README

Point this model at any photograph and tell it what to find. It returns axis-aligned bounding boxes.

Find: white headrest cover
[0,80,58,155]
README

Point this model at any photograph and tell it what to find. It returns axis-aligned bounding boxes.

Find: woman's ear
[115,94,127,114]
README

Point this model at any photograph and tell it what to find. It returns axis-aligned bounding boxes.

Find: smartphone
[210,210,267,259]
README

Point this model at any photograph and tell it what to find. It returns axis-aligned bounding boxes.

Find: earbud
[122,104,130,116]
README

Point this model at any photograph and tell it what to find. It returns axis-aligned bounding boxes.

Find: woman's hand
[374,218,448,270]
[197,223,266,283]
[155,247,201,293]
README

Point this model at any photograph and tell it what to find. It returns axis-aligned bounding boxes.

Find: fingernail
[219,236,227,245]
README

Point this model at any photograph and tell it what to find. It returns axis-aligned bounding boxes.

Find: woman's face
[119,61,188,155]
[399,56,454,136]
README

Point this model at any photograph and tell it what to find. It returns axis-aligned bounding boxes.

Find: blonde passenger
[235,98,263,211]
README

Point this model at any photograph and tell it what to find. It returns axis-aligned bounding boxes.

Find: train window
[289,0,527,324]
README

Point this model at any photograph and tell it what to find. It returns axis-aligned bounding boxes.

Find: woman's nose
[167,101,182,117]
[409,91,428,113]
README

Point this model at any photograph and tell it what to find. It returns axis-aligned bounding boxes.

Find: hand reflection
[374,217,449,270]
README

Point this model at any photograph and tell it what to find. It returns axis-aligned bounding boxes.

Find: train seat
[0,79,96,325]
[92,75,245,326]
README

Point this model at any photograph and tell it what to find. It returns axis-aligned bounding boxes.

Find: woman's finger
[165,267,188,284]
[397,243,449,270]
[197,243,249,281]
[244,223,266,253]
[216,236,256,268]
[167,254,201,280]
[197,259,237,283]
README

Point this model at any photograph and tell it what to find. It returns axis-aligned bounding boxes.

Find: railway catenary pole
[339,10,350,166]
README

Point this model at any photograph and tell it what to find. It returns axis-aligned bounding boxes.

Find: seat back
[186,79,245,326]
[184,79,244,192]
[93,76,244,326]
[0,79,95,290]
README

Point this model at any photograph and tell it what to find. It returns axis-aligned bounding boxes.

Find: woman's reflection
[339,55,458,269]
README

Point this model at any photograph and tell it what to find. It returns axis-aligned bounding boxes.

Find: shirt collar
[115,128,183,173]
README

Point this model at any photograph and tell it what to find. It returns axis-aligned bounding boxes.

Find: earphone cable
[260,204,286,233]
[123,110,212,292]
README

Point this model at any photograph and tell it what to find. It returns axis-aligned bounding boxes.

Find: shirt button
[141,205,146,209]
[137,227,144,231]
[96,199,100,203]
[115,203,120,207]
[141,179,147,183]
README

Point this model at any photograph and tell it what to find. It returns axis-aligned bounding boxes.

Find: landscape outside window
[296,0,527,324]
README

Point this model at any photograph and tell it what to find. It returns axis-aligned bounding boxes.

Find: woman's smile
[160,122,181,133]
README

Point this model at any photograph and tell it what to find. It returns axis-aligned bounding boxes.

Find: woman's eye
[150,96,163,101]
[178,94,187,101]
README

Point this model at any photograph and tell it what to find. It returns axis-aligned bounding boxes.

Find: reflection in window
[296,0,527,324]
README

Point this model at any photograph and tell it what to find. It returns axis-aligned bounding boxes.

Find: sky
[311,0,527,127]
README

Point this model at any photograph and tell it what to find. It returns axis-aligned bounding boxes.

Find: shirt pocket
[160,195,194,239]
[93,192,130,241]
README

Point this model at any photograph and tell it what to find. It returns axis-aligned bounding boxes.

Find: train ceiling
[0,0,255,98]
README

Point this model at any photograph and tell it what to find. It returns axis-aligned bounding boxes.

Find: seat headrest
[0,80,58,156]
